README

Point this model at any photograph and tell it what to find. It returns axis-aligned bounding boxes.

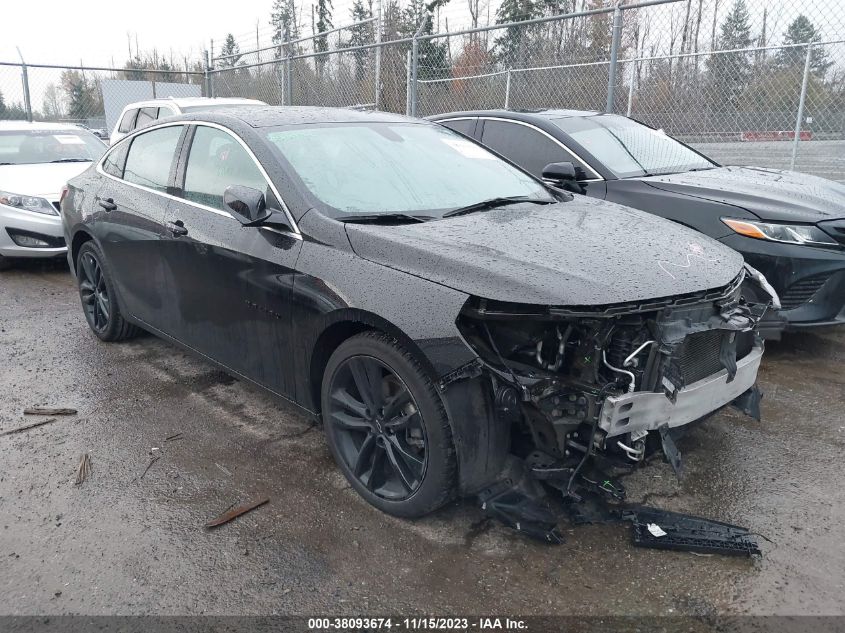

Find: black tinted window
[135,107,158,129]
[117,109,138,133]
[182,126,268,211]
[123,126,183,191]
[101,143,128,178]
[480,120,580,178]
[438,118,476,137]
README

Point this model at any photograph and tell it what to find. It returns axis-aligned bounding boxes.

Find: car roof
[164,105,424,128]
[123,97,266,109]
[427,108,603,122]
[0,120,87,132]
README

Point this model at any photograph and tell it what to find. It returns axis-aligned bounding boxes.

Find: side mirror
[541,162,577,184]
[224,185,271,226]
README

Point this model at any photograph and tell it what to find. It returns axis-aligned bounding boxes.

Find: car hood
[641,166,845,223]
[0,162,94,201]
[345,197,744,306]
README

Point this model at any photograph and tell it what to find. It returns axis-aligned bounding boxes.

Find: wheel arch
[70,228,95,275]
[306,308,440,415]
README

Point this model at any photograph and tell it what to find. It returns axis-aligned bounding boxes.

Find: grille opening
[780,274,831,310]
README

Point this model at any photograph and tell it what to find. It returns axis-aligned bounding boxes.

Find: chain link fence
[1,0,843,181]
[0,60,207,134]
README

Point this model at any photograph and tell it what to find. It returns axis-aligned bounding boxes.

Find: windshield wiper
[337,213,434,224]
[442,196,554,218]
[48,158,91,163]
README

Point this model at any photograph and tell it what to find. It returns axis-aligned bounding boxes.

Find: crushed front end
[445,266,775,544]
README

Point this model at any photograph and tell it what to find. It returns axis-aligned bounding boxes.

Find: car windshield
[552,115,715,178]
[0,129,105,166]
[263,122,552,217]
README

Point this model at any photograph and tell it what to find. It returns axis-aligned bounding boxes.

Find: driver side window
[182,126,268,211]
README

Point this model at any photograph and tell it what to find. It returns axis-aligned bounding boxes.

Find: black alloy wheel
[328,355,427,500]
[75,241,139,342]
[78,250,110,333]
[322,332,456,518]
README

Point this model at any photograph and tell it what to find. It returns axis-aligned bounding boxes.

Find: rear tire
[321,331,457,518]
[76,241,140,342]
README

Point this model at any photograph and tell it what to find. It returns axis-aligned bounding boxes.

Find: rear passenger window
[439,119,476,137]
[117,109,138,133]
[182,126,268,211]
[123,126,183,192]
[134,107,158,129]
[481,120,583,178]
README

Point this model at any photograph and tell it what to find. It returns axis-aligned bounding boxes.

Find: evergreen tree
[0,90,5,116]
[270,0,300,46]
[218,33,242,68]
[401,0,450,80]
[705,0,752,109]
[493,0,542,67]
[349,0,374,81]
[315,0,334,55]
[775,15,831,77]
[60,70,103,122]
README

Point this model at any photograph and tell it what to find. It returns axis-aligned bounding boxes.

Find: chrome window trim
[96,120,302,239]
[438,115,604,182]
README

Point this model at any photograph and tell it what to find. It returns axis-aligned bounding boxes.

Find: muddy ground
[1,260,844,617]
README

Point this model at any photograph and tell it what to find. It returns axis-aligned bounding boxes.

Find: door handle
[97,197,117,211]
[167,220,188,237]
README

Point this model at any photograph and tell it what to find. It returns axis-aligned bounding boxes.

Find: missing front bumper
[598,343,764,439]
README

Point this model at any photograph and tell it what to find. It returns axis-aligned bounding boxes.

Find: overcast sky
[2,0,839,68]
[1,0,275,67]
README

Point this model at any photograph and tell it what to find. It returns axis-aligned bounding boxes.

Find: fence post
[16,48,33,123]
[626,59,637,117]
[405,50,412,116]
[285,25,293,106]
[204,50,212,97]
[605,3,623,114]
[504,69,512,109]
[409,16,427,117]
[374,0,382,109]
[790,43,813,171]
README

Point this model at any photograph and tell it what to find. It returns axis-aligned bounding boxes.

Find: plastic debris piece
[626,507,762,557]
[205,498,270,529]
[647,523,667,537]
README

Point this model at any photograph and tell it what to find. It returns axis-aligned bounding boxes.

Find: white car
[0,121,106,270]
[109,97,266,145]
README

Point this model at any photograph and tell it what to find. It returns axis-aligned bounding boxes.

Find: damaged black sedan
[61,107,775,539]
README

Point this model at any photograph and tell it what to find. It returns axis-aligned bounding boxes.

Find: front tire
[321,331,457,518]
[0,254,12,271]
[76,241,139,342]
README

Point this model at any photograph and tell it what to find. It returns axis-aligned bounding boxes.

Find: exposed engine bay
[446,265,776,550]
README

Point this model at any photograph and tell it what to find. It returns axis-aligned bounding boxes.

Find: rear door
[95,124,185,328]
[478,118,606,197]
[159,123,303,397]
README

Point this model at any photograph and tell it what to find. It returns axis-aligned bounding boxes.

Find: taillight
[59,186,69,205]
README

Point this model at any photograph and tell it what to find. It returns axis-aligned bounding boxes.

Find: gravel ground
[1,260,844,617]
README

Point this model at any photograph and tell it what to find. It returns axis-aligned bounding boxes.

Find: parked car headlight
[0,190,58,216]
[722,217,837,247]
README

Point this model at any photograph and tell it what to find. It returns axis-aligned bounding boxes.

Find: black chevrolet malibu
[429,110,845,337]
[61,107,775,536]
